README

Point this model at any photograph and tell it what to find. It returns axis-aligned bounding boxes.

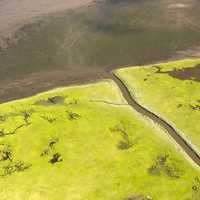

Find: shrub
[148,152,182,179]
[124,194,153,200]
[66,111,81,121]
[1,161,31,176]
[48,153,63,164]
[0,145,12,161]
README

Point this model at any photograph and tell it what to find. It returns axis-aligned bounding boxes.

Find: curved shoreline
[110,72,200,167]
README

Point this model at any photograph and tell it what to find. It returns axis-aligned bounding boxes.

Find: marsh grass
[0,80,198,199]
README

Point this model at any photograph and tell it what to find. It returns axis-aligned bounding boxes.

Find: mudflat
[0,0,93,48]
[1,0,200,103]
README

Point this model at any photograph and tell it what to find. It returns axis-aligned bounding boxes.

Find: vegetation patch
[41,115,57,123]
[0,124,25,137]
[0,161,31,176]
[110,122,139,150]
[0,144,31,177]
[40,137,59,158]
[66,111,81,121]
[0,144,12,162]
[35,96,65,106]
[48,153,63,164]
[190,177,200,200]
[20,109,35,125]
[123,194,153,200]
[148,152,183,179]
[0,115,7,122]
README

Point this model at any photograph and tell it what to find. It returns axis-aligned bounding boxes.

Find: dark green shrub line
[123,193,153,200]
[40,138,59,157]
[48,138,59,148]
[0,144,31,177]
[66,111,81,121]
[0,144,12,162]
[21,111,31,126]
[40,138,62,164]
[189,104,200,111]
[0,161,31,177]
[40,147,50,157]
[191,177,200,199]
[192,177,200,191]
[0,124,26,137]
[48,153,63,164]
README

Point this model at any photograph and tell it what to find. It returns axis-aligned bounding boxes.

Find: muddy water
[0,0,200,102]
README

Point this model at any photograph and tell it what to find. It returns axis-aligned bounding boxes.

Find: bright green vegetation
[115,59,200,154]
[0,79,199,199]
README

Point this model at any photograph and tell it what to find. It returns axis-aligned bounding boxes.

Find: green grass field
[0,79,199,199]
[115,59,200,155]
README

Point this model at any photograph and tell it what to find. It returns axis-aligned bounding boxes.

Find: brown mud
[0,67,108,103]
[155,64,200,82]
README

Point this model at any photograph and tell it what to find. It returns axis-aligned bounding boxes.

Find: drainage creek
[110,72,200,167]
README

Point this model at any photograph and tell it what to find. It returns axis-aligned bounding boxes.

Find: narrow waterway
[111,72,200,167]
